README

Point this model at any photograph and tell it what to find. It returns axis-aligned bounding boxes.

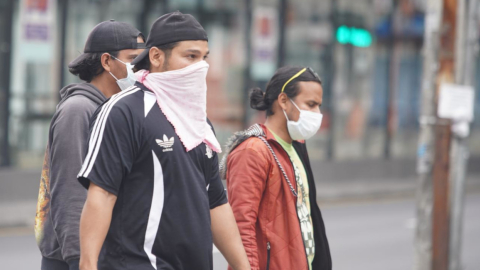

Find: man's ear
[101,53,113,72]
[149,47,165,70]
[278,92,289,111]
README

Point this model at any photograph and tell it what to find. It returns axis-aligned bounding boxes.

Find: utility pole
[242,0,253,129]
[58,0,69,96]
[431,0,457,269]
[449,0,478,270]
[416,0,461,270]
[415,0,443,268]
[277,0,287,68]
[325,0,338,160]
[0,0,14,167]
[384,1,399,159]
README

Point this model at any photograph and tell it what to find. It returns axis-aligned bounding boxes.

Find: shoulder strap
[256,136,297,197]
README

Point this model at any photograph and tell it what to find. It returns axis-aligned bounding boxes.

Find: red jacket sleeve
[226,144,269,270]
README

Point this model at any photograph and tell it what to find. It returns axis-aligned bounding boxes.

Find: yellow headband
[281,68,307,93]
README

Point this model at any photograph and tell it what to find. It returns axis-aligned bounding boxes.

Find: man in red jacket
[221,66,332,270]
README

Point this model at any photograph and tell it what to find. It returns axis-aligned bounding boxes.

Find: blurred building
[1,0,480,170]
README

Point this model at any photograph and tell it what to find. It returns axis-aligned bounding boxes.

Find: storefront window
[9,0,58,168]
[4,0,480,168]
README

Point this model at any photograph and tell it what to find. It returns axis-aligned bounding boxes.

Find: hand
[211,204,251,270]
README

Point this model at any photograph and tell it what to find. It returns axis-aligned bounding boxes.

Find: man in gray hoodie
[35,20,145,270]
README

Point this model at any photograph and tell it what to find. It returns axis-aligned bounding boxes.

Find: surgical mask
[283,99,323,141]
[109,56,136,91]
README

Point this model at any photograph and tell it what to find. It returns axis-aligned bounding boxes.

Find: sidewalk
[312,156,480,205]
[316,175,480,206]
[0,168,39,227]
[1,157,479,227]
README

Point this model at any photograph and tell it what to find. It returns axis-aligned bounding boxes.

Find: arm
[211,203,250,270]
[226,147,269,270]
[77,103,138,269]
[49,98,96,263]
[206,145,250,270]
[206,149,249,269]
[79,183,117,270]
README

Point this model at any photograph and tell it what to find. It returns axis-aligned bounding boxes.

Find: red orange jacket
[220,124,331,270]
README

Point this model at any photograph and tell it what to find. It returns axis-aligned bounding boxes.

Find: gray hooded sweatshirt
[35,83,106,265]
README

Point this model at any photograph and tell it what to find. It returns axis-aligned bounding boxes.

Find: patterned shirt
[271,130,315,269]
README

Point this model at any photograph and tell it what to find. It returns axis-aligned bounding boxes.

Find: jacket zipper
[266,242,271,270]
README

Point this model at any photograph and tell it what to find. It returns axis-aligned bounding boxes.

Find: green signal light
[336,25,372,47]
[336,25,350,44]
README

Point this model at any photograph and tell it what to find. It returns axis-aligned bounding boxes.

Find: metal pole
[449,1,478,269]
[384,1,399,159]
[325,0,337,160]
[162,0,169,13]
[277,0,287,68]
[448,137,468,270]
[0,0,14,167]
[242,0,253,129]
[139,0,153,35]
[196,0,204,24]
[464,0,479,88]
[58,0,68,97]
[415,0,443,269]
[454,0,467,85]
[431,1,458,270]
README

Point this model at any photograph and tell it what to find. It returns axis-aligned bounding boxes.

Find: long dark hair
[250,66,322,116]
[69,51,119,82]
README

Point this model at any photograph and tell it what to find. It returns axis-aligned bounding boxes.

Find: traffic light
[336,25,372,47]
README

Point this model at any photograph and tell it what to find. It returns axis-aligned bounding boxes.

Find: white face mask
[109,56,136,91]
[283,99,323,141]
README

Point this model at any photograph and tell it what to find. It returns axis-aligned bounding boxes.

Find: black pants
[41,257,79,270]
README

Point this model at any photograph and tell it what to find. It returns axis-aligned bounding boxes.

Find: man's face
[285,81,323,122]
[110,36,145,79]
[161,40,209,72]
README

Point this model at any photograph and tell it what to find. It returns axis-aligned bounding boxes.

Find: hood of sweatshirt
[57,82,106,109]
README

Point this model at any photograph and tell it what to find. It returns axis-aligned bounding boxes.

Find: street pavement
[0,193,478,270]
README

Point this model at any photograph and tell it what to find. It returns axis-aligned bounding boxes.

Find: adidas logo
[156,135,174,152]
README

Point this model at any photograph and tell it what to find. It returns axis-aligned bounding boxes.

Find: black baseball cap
[131,11,208,66]
[68,20,145,68]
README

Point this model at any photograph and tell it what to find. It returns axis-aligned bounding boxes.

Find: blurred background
[0,0,479,269]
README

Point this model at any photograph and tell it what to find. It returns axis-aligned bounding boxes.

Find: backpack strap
[256,136,297,197]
